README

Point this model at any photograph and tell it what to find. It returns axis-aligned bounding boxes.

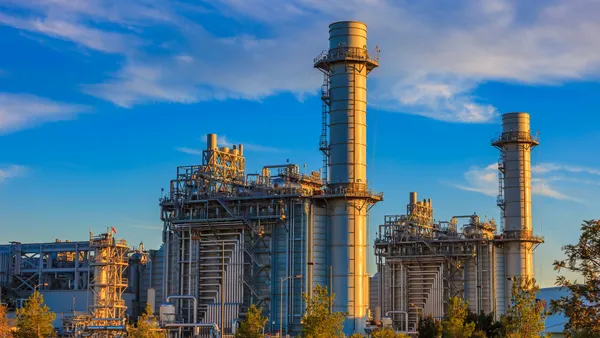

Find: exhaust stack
[493,112,543,314]
[315,21,380,335]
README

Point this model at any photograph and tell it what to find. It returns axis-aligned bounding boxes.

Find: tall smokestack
[315,21,380,335]
[493,112,542,314]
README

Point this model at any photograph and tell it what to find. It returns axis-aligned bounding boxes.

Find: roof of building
[539,286,569,334]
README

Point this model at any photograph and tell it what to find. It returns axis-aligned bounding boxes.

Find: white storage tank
[159,302,176,324]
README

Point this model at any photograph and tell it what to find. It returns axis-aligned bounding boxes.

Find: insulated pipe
[386,311,408,333]
[167,295,198,324]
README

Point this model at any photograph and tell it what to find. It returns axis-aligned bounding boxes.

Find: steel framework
[375,192,496,331]
[87,231,129,337]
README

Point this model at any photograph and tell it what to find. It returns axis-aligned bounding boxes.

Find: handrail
[491,131,539,145]
[314,46,379,65]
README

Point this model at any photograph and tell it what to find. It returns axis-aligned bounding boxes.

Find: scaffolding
[87,231,129,337]
[375,192,497,332]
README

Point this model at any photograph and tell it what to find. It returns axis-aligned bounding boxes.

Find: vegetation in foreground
[14,290,55,338]
[551,220,600,338]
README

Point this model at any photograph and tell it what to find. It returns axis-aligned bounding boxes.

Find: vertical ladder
[497,154,506,232]
[347,64,356,188]
[319,73,330,184]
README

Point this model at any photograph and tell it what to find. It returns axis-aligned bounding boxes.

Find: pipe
[167,295,198,324]
[386,311,408,333]
[85,326,127,330]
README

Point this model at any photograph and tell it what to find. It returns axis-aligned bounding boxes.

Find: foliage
[417,315,442,338]
[441,297,475,338]
[0,303,12,338]
[551,220,600,337]
[470,330,487,338]
[235,304,267,338]
[127,303,164,338]
[466,312,503,338]
[14,290,56,338]
[349,334,365,338]
[301,285,346,338]
[501,277,549,338]
[371,327,408,338]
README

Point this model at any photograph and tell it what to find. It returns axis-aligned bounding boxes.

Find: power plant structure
[0,19,549,338]
[374,112,544,332]
[0,231,148,337]
[492,112,544,315]
[86,231,130,337]
[159,21,381,337]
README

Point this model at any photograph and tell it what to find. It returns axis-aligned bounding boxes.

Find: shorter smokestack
[409,192,417,205]
[207,134,217,150]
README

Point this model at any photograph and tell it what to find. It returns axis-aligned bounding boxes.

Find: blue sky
[2,0,600,287]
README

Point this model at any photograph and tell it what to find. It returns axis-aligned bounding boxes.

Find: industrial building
[0,19,550,338]
[374,113,544,332]
[158,21,381,337]
[0,231,147,337]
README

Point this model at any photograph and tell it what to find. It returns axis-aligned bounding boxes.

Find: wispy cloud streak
[0,165,28,183]
[0,93,86,134]
[452,161,594,203]
[3,1,600,123]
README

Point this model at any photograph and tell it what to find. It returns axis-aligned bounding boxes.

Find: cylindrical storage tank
[207,134,217,150]
[159,303,176,324]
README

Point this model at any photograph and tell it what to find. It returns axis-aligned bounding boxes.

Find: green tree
[466,312,503,338]
[301,285,346,338]
[14,290,56,338]
[235,304,267,338]
[0,303,13,338]
[470,331,487,338]
[551,220,600,337]
[349,334,365,338]
[371,327,409,338]
[501,277,549,338]
[127,303,163,338]
[441,296,475,338]
[418,315,442,338]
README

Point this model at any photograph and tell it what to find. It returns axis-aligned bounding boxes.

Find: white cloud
[216,135,284,153]
[3,1,600,122]
[532,163,600,176]
[176,147,203,156]
[0,93,86,134]
[453,163,498,197]
[453,161,589,202]
[0,165,28,183]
